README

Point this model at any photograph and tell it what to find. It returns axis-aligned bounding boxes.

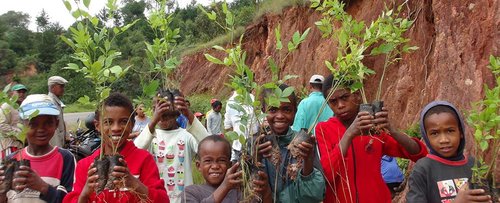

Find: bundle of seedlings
[201,2,307,200]
[311,0,418,136]
[467,55,500,202]
[61,0,135,195]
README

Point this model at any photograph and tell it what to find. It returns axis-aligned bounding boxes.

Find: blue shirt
[292,91,333,132]
[177,114,188,128]
[381,155,404,183]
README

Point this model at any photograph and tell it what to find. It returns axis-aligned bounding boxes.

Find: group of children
[0,75,497,203]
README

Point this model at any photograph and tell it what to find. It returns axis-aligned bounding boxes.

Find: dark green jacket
[261,128,325,202]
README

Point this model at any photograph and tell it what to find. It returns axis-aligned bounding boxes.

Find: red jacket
[63,141,169,203]
[316,117,427,203]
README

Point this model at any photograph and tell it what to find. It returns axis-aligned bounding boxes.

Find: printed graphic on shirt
[437,178,468,203]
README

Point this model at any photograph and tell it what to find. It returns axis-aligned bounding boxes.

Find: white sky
[0,0,220,31]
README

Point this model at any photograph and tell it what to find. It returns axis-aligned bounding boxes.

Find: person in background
[0,84,27,160]
[292,74,333,133]
[224,91,259,162]
[134,90,207,203]
[47,76,68,148]
[206,100,223,135]
[129,103,150,140]
[381,155,404,198]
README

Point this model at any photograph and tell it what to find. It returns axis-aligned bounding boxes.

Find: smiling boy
[407,101,492,203]
[256,84,325,202]
[63,93,168,203]
[315,75,427,203]
[0,94,76,203]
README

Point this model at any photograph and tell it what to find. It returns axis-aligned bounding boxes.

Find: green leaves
[287,28,311,52]
[83,0,91,8]
[204,54,224,65]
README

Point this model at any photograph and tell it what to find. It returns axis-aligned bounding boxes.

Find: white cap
[309,75,325,84]
[48,76,68,86]
[19,94,60,120]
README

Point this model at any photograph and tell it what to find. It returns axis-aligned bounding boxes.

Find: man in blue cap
[0,83,28,160]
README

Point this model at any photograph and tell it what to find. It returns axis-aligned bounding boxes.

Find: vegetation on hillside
[0,0,305,107]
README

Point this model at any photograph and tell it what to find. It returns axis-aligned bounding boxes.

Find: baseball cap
[309,75,325,84]
[210,98,218,104]
[48,76,68,86]
[11,84,27,91]
[18,94,60,120]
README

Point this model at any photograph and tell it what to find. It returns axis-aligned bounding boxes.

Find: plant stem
[376,52,391,101]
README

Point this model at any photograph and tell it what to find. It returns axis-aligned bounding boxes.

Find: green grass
[63,102,95,113]
[180,26,246,57]
[253,0,307,21]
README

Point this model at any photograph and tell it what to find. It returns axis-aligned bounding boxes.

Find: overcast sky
[0,0,221,31]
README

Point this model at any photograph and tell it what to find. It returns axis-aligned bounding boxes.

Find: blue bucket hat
[19,94,60,120]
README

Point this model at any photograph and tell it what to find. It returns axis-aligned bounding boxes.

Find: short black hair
[260,83,298,110]
[322,74,354,99]
[212,100,222,109]
[310,83,322,90]
[197,135,232,159]
[423,105,462,134]
[95,92,135,123]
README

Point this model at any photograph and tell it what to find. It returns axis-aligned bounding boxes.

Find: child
[63,93,168,203]
[206,101,223,135]
[129,104,150,140]
[181,135,271,202]
[134,90,206,203]
[407,101,492,203]
[256,84,325,202]
[0,94,76,203]
[315,75,428,203]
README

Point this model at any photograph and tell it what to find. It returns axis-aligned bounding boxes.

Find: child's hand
[111,158,147,193]
[81,163,98,197]
[13,165,49,195]
[345,111,374,137]
[220,162,243,191]
[152,98,172,122]
[453,183,491,203]
[173,96,195,124]
[256,134,272,159]
[298,136,316,176]
[252,171,272,202]
[373,107,392,131]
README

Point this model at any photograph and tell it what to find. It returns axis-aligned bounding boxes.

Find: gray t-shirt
[181,184,240,203]
[206,111,222,135]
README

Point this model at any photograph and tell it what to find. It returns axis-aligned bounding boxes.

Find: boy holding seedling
[181,135,271,202]
[0,94,76,203]
[407,101,492,203]
[63,93,168,203]
[256,84,325,202]
[315,75,428,203]
[134,90,207,203]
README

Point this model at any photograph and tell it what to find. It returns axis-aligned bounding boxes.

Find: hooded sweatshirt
[407,101,474,203]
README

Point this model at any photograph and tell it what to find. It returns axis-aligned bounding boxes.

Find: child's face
[136,104,145,116]
[213,105,222,113]
[158,115,178,130]
[266,101,295,135]
[327,88,360,124]
[196,141,230,187]
[95,106,134,152]
[25,115,57,147]
[424,112,461,158]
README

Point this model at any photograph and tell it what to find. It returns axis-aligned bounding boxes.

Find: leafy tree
[35,10,50,32]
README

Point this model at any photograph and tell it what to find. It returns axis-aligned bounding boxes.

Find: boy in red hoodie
[315,75,428,203]
[63,93,168,203]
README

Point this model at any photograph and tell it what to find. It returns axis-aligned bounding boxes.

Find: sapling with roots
[312,0,417,132]
[0,89,37,194]
[61,0,135,194]
[201,2,313,201]
[467,55,500,201]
